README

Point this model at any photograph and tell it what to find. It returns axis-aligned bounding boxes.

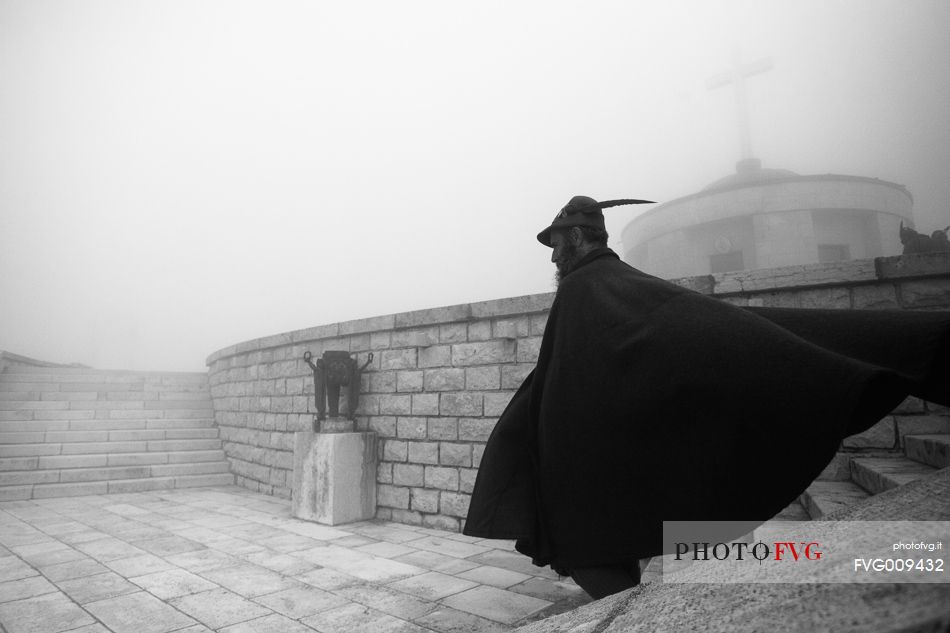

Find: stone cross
[707,49,773,161]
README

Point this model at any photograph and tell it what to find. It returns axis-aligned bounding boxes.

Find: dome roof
[702,158,798,192]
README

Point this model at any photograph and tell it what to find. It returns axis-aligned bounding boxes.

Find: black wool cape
[462,248,950,572]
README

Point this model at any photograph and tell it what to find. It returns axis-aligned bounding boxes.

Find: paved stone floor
[0,486,590,633]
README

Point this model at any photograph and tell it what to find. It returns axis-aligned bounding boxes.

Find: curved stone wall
[206,252,950,532]
[206,292,554,532]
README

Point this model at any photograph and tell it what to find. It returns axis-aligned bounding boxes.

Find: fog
[1,0,948,371]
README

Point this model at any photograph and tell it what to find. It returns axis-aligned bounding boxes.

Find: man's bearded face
[550,231,580,286]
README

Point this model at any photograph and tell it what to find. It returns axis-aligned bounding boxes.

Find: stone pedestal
[292,422,377,525]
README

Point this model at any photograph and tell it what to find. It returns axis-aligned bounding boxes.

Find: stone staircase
[796,410,950,520]
[638,408,950,583]
[0,367,234,500]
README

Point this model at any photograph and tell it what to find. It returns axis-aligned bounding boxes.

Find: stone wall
[205,252,950,532]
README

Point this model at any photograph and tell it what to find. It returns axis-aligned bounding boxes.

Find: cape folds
[462,248,950,571]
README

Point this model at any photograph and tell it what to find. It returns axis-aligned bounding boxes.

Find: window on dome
[709,251,744,273]
[818,244,851,263]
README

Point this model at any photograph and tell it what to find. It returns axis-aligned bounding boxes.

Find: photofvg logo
[674,540,822,562]
[660,520,949,584]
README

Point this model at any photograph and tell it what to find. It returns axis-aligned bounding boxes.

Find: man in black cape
[462,195,950,599]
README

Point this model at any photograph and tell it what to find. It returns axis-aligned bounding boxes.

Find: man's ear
[569,226,584,245]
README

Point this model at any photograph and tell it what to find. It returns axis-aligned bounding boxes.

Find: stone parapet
[205,252,950,529]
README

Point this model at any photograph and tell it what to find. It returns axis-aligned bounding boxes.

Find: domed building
[620,158,913,279]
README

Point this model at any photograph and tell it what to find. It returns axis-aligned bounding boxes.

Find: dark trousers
[571,562,641,599]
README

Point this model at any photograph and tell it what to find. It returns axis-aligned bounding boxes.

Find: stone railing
[205,252,950,532]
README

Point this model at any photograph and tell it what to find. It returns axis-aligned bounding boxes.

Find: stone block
[383,440,408,462]
[0,470,59,485]
[428,417,458,440]
[378,484,410,510]
[893,396,925,414]
[391,509,423,526]
[395,304,472,328]
[898,279,950,309]
[354,393,379,415]
[0,456,38,471]
[452,341,516,366]
[396,371,424,392]
[440,323,468,344]
[392,327,440,348]
[671,275,715,294]
[369,372,397,394]
[292,431,378,525]
[418,345,452,368]
[492,317,530,339]
[501,364,534,389]
[411,393,440,415]
[876,252,950,279]
[529,314,548,335]
[109,476,176,493]
[484,392,515,416]
[369,416,397,437]
[816,453,851,481]
[0,485,31,501]
[440,492,471,518]
[423,515,460,533]
[378,461,393,483]
[796,287,851,309]
[516,337,543,363]
[473,445,485,468]
[440,443,472,467]
[468,321,492,342]
[411,488,440,513]
[290,323,341,343]
[441,393,483,416]
[393,463,425,487]
[460,468,478,493]
[465,367,500,390]
[424,368,465,391]
[470,293,555,318]
[339,314,396,336]
[32,481,109,498]
[425,466,459,491]
[408,441,440,465]
[397,417,427,439]
[380,349,417,370]
[459,418,496,442]
[370,331,392,350]
[842,417,896,449]
[895,415,950,445]
[379,394,411,415]
[851,284,900,309]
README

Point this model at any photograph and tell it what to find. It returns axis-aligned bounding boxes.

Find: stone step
[850,456,937,495]
[895,415,950,447]
[0,472,235,500]
[771,499,810,521]
[0,460,231,487]
[0,400,213,412]
[25,408,214,421]
[0,417,215,433]
[904,434,950,469]
[0,390,212,402]
[0,437,223,457]
[0,450,227,473]
[799,480,871,519]
[0,427,219,446]
[0,370,208,383]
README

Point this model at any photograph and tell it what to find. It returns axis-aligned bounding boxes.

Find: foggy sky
[2,0,949,371]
